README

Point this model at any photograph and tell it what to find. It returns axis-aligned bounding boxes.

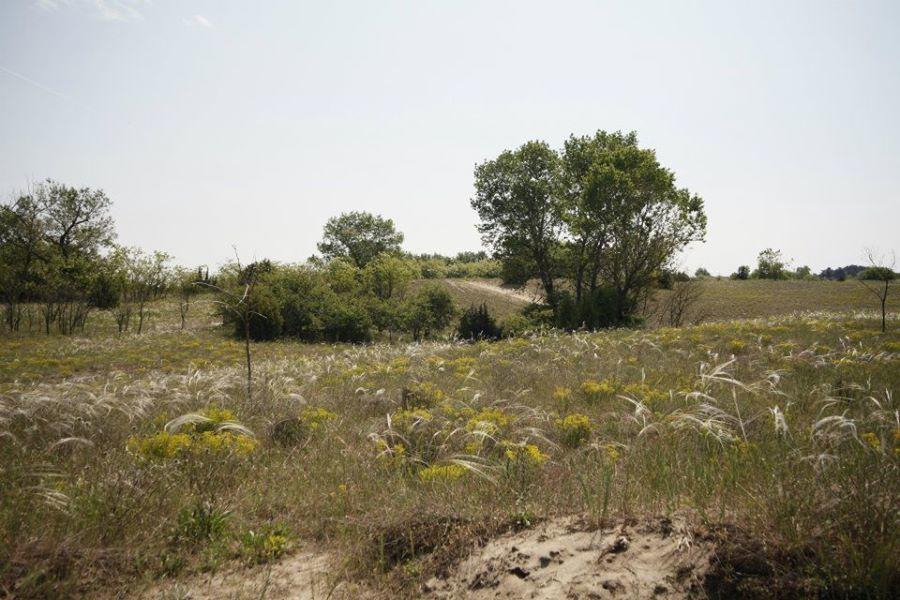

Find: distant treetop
[317,211,404,268]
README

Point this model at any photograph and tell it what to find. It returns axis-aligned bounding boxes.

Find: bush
[405,285,455,340]
[500,255,533,285]
[731,265,750,280]
[88,272,121,309]
[418,258,448,279]
[241,285,284,341]
[553,286,628,330]
[657,269,690,290]
[556,413,593,448]
[221,261,464,343]
[859,266,896,282]
[445,259,502,279]
[457,303,502,341]
[322,300,372,342]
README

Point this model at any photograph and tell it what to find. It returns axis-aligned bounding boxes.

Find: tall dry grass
[0,306,897,597]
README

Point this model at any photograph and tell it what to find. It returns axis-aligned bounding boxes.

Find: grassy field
[1,283,898,598]
[434,278,895,327]
[647,279,896,325]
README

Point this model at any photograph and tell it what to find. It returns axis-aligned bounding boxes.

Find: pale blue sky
[1,0,898,274]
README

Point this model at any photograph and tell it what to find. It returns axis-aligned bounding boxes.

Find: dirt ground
[139,515,721,600]
[424,515,715,599]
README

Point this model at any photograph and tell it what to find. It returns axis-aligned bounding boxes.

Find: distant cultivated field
[647,279,895,325]
[434,278,895,326]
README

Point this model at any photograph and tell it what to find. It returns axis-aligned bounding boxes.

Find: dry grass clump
[0,303,898,597]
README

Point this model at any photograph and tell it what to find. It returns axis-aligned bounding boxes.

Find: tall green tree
[471,140,563,306]
[0,180,116,333]
[472,132,706,325]
[317,211,404,267]
[588,139,706,321]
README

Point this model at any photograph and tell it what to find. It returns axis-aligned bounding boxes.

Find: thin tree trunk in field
[244,315,252,402]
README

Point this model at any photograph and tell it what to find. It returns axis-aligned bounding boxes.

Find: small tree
[201,250,266,402]
[694,267,711,279]
[793,265,813,280]
[731,265,750,280]
[107,246,170,334]
[133,250,171,334]
[658,279,704,327]
[405,285,455,341]
[457,303,502,340]
[754,248,789,280]
[362,253,415,300]
[317,212,404,267]
[174,267,201,330]
[858,250,896,333]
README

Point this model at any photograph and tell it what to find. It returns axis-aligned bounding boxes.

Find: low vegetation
[1,146,896,598]
[0,295,897,597]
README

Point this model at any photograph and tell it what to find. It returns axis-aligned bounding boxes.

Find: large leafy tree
[471,140,563,306]
[1,180,117,333]
[583,136,706,321]
[472,131,706,325]
[317,211,404,267]
[559,131,637,303]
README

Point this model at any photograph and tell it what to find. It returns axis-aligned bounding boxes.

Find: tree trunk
[244,315,252,402]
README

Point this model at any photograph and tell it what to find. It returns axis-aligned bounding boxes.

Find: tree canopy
[471,131,706,325]
[317,211,404,267]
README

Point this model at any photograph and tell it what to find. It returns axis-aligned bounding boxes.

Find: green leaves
[472,130,707,325]
[317,211,404,268]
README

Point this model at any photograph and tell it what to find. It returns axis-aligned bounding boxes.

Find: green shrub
[556,413,593,448]
[405,285,455,340]
[500,255,533,285]
[731,265,751,280]
[457,303,502,341]
[88,272,121,309]
[241,285,284,341]
[553,286,627,330]
[322,300,372,342]
[173,501,230,545]
[239,525,291,564]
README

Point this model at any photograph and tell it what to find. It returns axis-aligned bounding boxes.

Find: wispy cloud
[34,0,72,10]
[32,0,151,22]
[92,0,149,22]
[184,14,214,29]
[0,64,69,99]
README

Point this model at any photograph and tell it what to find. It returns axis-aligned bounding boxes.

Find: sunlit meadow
[1,292,898,597]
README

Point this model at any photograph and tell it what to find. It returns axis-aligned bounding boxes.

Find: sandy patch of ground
[448,279,538,304]
[134,550,353,599]
[424,515,715,599]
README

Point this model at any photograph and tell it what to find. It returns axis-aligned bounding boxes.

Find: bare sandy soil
[138,516,717,600]
[425,516,715,599]
[135,550,345,599]
[449,279,537,304]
